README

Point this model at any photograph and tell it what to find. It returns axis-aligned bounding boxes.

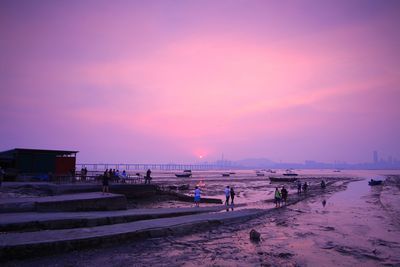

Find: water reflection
[226,204,234,211]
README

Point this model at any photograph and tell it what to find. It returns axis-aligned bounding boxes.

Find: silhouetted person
[297,180,302,194]
[80,167,86,182]
[145,169,152,184]
[230,187,235,205]
[102,170,110,194]
[71,168,76,183]
[322,199,327,207]
[0,166,4,187]
[321,180,326,189]
[302,182,308,194]
[281,186,288,205]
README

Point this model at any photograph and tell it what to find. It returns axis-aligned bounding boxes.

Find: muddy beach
[2,170,400,267]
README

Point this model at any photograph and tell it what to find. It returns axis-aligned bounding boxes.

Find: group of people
[224,186,235,206]
[193,185,236,207]
[297,180,308,194]
[101,168,152,193]
[274,186,288,207]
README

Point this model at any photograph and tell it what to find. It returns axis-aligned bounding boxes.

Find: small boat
[269,176,298,182]
[368,179,383,186]
[184,169,192,173]
[333,169,341,172]
[222,173,230,177]
[256,172,265,176]
[283,169,298,176]
[175,173,192,178]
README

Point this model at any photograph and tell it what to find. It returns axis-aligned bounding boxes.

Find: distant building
[373,150,378,164]
[0,148,78,176]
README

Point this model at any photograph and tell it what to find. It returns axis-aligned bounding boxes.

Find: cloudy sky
[1,0,399,164]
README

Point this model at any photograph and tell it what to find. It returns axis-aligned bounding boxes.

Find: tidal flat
[2,170,400,267]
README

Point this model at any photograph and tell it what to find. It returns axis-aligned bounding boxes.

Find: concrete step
[0,208,266,261]
[0,192,127,213]
[0,205,246,232]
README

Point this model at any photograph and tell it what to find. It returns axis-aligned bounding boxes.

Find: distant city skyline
[72,150,400,170]
[1,1,400,164]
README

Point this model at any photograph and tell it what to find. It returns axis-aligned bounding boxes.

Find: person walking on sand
[145,169,152,184]
[230,187,235,205]
[224,186,230,205]
[194,186,201,207]
[302,182,308,194]
[321,180,326,189]
[102,170,110,194]
[297,180,302,194]
[274,187,282,207]
[281,186,288,205]
[0,166,4,187]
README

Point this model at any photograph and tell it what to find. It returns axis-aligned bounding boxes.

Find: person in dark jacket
[102,169,110,194]
[230,187,235,205]
[145,169,152,184]
[281,186,288,205]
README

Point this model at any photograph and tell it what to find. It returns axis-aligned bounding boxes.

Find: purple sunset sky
[1,0,400,164]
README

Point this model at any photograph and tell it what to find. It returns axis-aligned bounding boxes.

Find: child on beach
[224,186,230,205]
[274,187,282,208]
[194,186,201,207]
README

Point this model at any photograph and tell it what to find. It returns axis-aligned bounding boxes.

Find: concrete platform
[0,205,246,232]
[0,208,266,261]
[1,182,222,203]
[0,192,127,213]
[1,182,159,198]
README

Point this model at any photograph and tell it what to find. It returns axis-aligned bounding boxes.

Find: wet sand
[2,170,400,266]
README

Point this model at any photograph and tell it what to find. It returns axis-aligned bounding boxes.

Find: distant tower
[373,151,378,164]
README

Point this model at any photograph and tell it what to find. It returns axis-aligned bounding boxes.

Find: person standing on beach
[302,182,308,194]
[224,186,230,205]
[297,180,302,194]
[145,169,152,184]
[194,186,201,207]
[0,166,4,187]
[321,180,326,189]
[274,187,282,207]
[102,170,110,194]
[281,186,288,205]
[230,187,235,205]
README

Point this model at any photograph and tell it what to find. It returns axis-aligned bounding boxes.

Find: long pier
[75,163,227,171]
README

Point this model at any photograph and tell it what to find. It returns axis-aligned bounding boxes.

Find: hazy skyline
[1,0,400,164]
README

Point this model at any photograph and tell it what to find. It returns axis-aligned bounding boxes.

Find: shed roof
[0,148,79,158]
